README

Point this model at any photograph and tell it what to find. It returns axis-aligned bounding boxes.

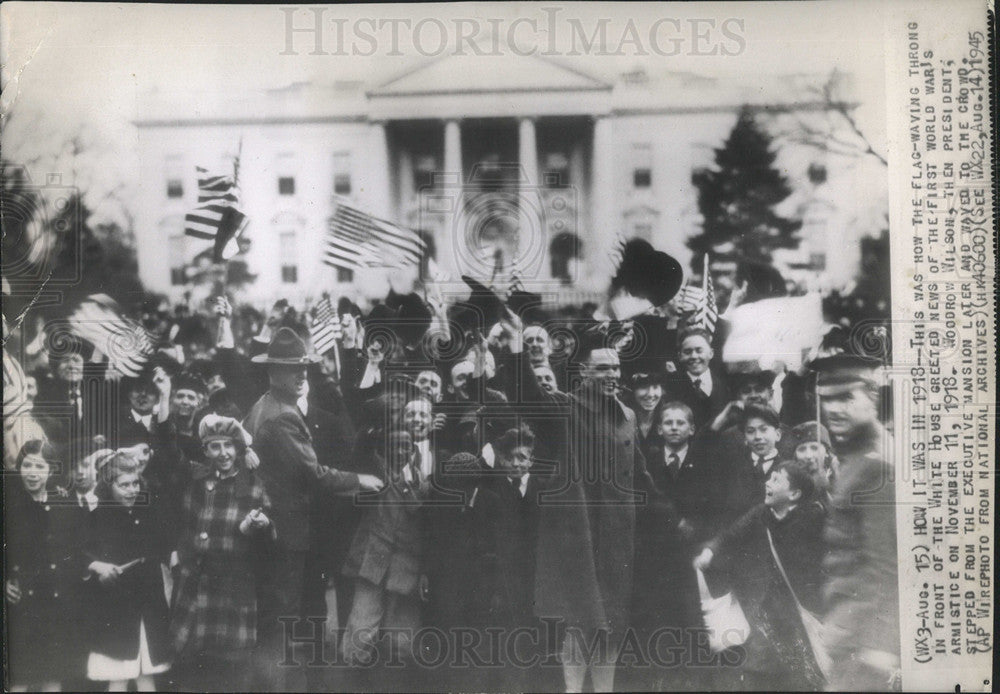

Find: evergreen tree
[2,160,146,321]
[688,106,802,269]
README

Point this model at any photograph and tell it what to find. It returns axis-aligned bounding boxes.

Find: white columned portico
[365,121,391,218]
[518,117,546,280]
[590,114,616,288]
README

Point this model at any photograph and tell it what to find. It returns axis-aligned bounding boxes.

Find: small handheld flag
[184,145,249,263]
[324,197,426,272]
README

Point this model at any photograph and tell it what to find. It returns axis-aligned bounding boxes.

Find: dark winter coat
[84,499,172,666]
[708,501,827,689]
[4,485,92,684]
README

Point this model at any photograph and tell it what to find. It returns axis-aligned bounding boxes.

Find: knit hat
[789,421,832,451]
[198,413,252,446]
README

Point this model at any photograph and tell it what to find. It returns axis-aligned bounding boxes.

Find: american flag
[309,296,341,357]
[184,165,249,262]
[677,256,718,334]
[70,294,155,377]
[508,258,526,294]
[324,197,425,272]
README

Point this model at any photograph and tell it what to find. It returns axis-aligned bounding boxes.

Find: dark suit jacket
[714,449,777,531]
[244,391,359,551]
[664,367,730,429]
[423,471,504,631]
[487,473,542,627]
[633,438,714,631]
[304,402,362,572]
[34,364,111,466]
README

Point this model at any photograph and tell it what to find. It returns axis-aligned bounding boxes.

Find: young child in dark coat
[85,451,173,691]
[5,440,92,691]
[694,461,827,691]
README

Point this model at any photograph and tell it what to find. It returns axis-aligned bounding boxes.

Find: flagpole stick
[815,369,822,426]
[233,136,243,186]
[332,340,342,381]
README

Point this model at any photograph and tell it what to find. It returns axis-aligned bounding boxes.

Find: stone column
[590,115,617,288]
[366,121,391,218]
[518,117,546,279]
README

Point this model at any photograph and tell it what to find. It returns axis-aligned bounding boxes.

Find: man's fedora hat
[251,327,320,365]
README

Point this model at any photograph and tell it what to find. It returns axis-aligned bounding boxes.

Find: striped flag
[324,197,425,272]
[677,256,718,334]
[309,296,342,356]
[508,258,525,294]
[70,294,155,377]
[184,165,249,263]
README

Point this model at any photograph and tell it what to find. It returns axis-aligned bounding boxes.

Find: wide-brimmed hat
[251,327,320,365]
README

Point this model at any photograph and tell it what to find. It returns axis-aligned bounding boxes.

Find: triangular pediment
[370,52,610,96]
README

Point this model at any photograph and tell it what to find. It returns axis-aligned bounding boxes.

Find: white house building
[133,52,886,305]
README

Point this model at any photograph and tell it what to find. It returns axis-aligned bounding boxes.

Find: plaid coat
[169,464,274,659]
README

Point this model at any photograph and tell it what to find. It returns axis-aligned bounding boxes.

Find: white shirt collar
[297,395,309,416]
[415,439,433,478]
[510,472,530,497]
[754,452,778,474]
[664,444,689,467]
[688,370,713,396]
[132,410,152,427]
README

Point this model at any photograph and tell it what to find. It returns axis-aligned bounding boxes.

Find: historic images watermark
[278,7,747,58]
[279,618,748,670]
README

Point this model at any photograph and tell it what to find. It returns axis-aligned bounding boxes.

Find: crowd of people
[3,266,900,692]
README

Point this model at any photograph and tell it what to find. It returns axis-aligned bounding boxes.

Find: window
[543,152,570,188]
[280,231,297,283]
[337,267,354,283]
[550,232,582,285]
[333,152,352,195]
[278,177,296,196]
[807,162,828,185]
[169,234,186,286]
[631,143,652,188]
[414,154,437,191]
[164,154,185,200]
